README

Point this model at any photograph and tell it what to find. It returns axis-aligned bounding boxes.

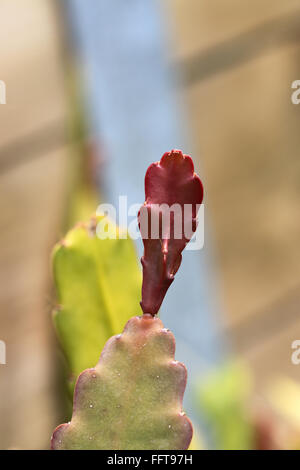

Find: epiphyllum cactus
[51,150,203,450]
[139,149,203,315]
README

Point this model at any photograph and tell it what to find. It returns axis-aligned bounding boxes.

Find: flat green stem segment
[51,315,193,450]
[53,215,141,385]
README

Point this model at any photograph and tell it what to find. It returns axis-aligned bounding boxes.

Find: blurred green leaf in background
[52,215,142,391]
[196,361,254,450]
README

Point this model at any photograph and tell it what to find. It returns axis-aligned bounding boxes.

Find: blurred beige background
[0,0,68,449]
[167,0,300,384]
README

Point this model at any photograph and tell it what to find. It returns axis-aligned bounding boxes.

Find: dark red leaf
[138,149,203,315]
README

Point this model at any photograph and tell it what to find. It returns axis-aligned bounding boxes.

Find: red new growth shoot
[138,149,203,315]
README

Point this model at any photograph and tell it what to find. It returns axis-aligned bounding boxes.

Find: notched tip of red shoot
[160,149,195,174]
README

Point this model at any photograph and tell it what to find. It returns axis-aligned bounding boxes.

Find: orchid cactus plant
[51,150,203,450]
